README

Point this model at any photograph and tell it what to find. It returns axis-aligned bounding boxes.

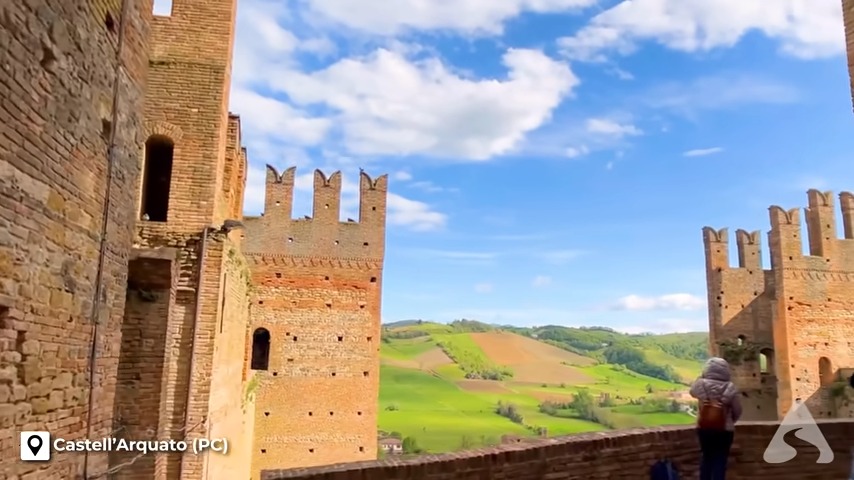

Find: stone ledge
[261,420,854,479]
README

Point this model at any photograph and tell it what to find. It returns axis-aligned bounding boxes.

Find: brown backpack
[697,384,728,430]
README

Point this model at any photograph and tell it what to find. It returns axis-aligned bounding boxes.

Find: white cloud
[474,283,494,294]
[565,145,589,158]
[612,293,705,311]
[532,275,552,287]
[618,318,708,334]
[303,0,597,36]
[230,88,331,145]
[387,193,447,231]
[393,171,413,181]
[684,147,723,157]
[586,118,642,137]
[267,48,579,160]
[558,0,843,62]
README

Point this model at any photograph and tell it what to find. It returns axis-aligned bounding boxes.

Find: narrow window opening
[152,0,173,16]
[337,336,343,342]
[736,335,745,346]
[105,13,116,33]
[363,371,369,377]
[218,273,227,334]
[819,357,834,386]
[260,449,266,454]
[140,135,174,221]
[250,328,270,370]
[308,411,313,416]
[292,336,297,342]
[370,277,377,283]
[331,372,336,377]
[264,412,270,416]
[275,273,282,278]
[357,411,362,416]
[759,348,773,375]
[359,446,364,452]
[309,448,314,453]
[372,206,376,211]
[367,336,372,342]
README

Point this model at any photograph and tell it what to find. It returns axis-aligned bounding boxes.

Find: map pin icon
[27,435,42,456]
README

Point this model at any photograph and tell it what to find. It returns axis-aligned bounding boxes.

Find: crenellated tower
[702,226,778,419]
[703,190,854,421]
[243,166,389,478]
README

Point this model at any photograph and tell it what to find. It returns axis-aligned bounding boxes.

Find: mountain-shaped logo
[763,400,833,464]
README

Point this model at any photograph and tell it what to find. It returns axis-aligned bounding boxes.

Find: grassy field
[378,322,703,453]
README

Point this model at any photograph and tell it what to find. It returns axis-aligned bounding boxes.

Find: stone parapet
[262,420,854,479]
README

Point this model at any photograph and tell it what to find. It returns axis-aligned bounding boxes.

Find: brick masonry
[703,191,854,422]
[0,0,151,477]
[242,167,389,479]
[260,420,854,480]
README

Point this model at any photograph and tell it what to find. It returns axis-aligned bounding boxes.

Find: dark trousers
[697,428,734,480]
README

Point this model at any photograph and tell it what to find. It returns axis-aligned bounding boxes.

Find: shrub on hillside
[495,401,524,424]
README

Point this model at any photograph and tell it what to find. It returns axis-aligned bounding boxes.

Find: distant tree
[402,436,422,454]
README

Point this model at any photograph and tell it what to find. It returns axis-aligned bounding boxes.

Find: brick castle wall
[704,190,854,420]
[243,168,388,479]
[261,420,854,480]
[0,0,151,477]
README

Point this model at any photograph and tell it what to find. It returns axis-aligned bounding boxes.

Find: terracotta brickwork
[0,0,151,477]
[242,167,388,478]
[260,420,854,480]
[844,0,854,113]
[703,190,854,421]
[127,0,255,475]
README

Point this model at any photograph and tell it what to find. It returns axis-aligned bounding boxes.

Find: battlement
[767,190,854,266]
[702,227,765,271]
[262,166,388,226]
[244,166,389,258]
[704,190,854,273]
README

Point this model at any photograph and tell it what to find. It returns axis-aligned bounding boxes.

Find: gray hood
[702,357,732,382]
[690,356,738,404]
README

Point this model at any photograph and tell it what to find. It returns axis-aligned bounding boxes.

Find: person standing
[689,357,743,480]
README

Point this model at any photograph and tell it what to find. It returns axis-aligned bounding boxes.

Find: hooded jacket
[689,357,743,431]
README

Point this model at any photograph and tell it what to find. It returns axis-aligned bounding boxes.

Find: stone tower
[127,0,256,478]
[242,167,388,478]
[703,190,854,421]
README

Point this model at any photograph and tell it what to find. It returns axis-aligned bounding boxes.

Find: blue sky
[163,0,853,333]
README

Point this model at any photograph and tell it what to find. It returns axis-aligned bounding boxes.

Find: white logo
[763,400,833,464]
[20,431,50,461]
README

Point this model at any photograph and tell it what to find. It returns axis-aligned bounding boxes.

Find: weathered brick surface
[845,0,854,113]
[243,168,388,478]
[260,420,854,480]
[0,0,151,477]
[703,190,854,421]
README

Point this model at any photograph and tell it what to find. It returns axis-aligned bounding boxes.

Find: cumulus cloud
[302,0,597,36]
[532,275,552,287]
[558,0,844,62]
[266,48,579,160]
[565,145,589,158]
[612,294,705,311]
[684,147,723,157]
[474,283,494,293]
[393,171,413,181]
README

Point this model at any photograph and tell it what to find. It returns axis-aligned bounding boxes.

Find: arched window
[759,348,774,375]
[140,135,174,221]
[818,357,833,386]
[251,328,271,370]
